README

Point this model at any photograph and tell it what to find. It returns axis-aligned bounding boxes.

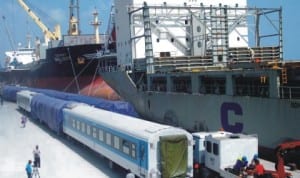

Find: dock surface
[0,101,125,178]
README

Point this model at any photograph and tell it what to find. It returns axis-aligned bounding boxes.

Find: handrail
[280,86,300,100]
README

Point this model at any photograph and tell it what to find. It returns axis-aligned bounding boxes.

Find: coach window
[76,120,80,130]
[99,129,104,142]
[81,122,85,133]
[72,119,76,128]
[114,136,120,150]
[131,143,136,158]
[122,140,130,155]
[213,143,219,155]
[86,125,91,135]
[106,133,112,146]
[92,127,97,138]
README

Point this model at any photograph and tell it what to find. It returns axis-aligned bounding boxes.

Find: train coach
[62,104,194,178]
[16,90,37,112]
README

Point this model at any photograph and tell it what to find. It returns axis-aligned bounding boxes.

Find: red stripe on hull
[29,76,120,100]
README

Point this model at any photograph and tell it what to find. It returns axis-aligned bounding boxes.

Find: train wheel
[126,172,135,178]
[109,160,113,169]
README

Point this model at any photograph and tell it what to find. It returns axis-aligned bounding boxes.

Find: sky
[0,0,113,66]
[0,0,299,67]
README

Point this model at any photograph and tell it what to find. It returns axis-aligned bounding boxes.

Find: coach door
[159,135,188,178]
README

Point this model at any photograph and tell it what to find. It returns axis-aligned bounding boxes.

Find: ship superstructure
[99,0,300,160]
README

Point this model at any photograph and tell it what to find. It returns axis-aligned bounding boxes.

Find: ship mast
[90,9,101,44]
[68,0,80,35]
[26,33,31,49]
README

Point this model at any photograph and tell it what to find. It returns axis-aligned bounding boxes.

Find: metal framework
[128,3,282,73]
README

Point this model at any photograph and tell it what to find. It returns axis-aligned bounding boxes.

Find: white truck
[192,131,258,178]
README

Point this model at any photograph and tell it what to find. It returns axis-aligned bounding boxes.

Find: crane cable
[1,16,16,50]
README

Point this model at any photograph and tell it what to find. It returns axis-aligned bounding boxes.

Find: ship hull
[42,44,103,77]
[100,71,300,158]
[1,44,119,100]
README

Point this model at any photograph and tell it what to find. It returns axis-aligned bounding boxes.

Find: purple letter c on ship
[221,102,243,133]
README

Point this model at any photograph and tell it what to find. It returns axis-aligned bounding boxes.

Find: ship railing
[133,56,215,72]
[154,51,178,58]
[99,65,118,72]
[152,56,214,72]
[227,59,280,70]
[233,84,300,100]
[233,84,270,98]
[133,47,281,73]
[228,46,281,66]
[280,86,300,100]
[62,34,107,46]
[228,46,280,60]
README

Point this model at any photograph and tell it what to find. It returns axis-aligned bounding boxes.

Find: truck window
[206,141,212,153]
[213,143,219,155]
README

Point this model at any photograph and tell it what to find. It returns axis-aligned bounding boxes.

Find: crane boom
[17,0,61,43]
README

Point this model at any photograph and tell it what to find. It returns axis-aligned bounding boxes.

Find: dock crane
[17,0,61,44]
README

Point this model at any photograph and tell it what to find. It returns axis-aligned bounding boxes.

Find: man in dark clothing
[33,145,41,168]
[233,156,248,175]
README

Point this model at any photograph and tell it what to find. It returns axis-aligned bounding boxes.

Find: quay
[0,101,125,178]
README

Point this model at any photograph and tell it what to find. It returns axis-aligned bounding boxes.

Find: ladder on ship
[210,5,229,65]
[143,2,154,74]
[281,67,288,84]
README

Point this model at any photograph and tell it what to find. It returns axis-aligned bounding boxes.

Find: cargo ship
[99,0,300,161]
[0,0,119,100]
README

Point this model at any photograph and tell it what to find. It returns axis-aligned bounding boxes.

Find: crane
[17,0,61,44]
[273,141,300,178]
[246,141,300,178]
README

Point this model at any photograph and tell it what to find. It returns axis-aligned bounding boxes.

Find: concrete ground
[0,101,126,178]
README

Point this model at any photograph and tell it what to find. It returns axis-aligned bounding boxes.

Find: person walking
[21,115,27,128]
[25,160,33,178]
[33,145,41,168]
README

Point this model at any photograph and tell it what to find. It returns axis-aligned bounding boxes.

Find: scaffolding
[128,4,283,73]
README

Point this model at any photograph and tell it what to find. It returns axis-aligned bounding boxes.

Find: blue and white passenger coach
[16,90,37,112]
[62,104,193,178]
